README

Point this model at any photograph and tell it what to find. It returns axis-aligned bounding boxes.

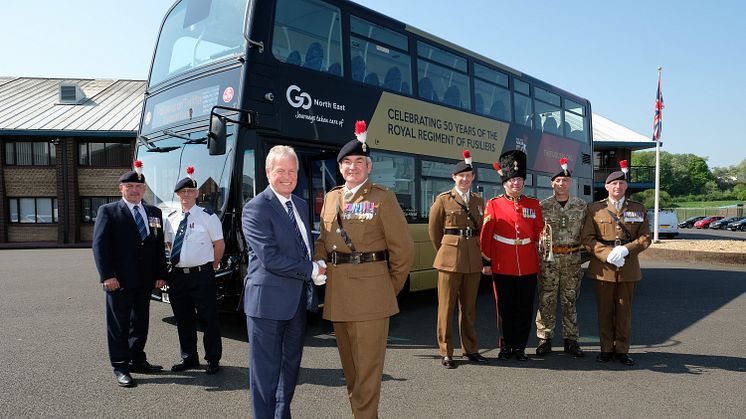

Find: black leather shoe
[171,359,200,372]
[513,349,529,361]
[115,371,136,387]
[130,360,163,374]
[464,353,489,363]
[206,361,220,375]
[563,339,585,357]
[536,339,552,356]
[596,352,613,363]
[497,348,512,360]
[441,356,456,369]
[616,353,635,366]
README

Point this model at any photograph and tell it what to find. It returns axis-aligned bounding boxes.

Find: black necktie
[170,212,189,266]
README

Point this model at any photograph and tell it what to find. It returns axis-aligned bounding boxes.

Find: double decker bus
[139,0,594,309]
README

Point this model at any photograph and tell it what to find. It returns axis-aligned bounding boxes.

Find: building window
[79,142,131,166]
[4,141,56,166]
[8,198,58,223]
[81,197,120,223]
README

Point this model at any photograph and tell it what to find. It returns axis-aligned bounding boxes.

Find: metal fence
[667,206,745,220]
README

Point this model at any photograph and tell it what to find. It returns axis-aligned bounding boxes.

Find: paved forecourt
[1,249,744,418]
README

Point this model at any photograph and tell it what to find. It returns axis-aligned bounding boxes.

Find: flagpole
[653,66,662,243]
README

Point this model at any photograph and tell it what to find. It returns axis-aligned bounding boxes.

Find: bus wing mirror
[208,114,227,156]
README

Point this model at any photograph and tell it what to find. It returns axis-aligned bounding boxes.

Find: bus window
[476,166,503,201]
[272,0,343,76]
[474,64,511,120]
[513,79,533,128]
[350,16,411,94]
[417,41,470,110]
[421,160,456,218]
[149,0,248,86]
[535,87,562,135]
[242,149,255,205]
[564,98,588,142]
[370,152,416,220]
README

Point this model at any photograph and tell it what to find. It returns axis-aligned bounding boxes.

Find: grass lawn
[672,200,742,208]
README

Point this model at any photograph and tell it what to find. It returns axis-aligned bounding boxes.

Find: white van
[648,210,679,238]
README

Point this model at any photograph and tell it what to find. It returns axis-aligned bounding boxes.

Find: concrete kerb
[640,246,746,266]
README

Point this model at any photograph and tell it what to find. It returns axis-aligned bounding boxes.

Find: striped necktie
[285,201,309,259]
[170,212,189,266]
[133,205,147,241]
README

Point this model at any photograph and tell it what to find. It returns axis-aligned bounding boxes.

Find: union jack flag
[653,71,664,141]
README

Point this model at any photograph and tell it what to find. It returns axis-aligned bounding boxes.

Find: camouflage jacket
[540,196,587,247]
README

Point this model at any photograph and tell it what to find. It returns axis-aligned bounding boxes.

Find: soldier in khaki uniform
[535,158,587,357]
[581,162,651,366]
[314,121,414,419]
[428,150,488,369]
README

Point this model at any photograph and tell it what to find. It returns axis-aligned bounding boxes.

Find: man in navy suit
[92,162,168,387]
[242,145,326,418]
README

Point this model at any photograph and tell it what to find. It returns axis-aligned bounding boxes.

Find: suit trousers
[169,266,222,362]
[492,273,537,351]
[436,271,481,356]
[333,317,389,419]
[594,280,637,353]
[247,294,306,419]
[105,287,152,372]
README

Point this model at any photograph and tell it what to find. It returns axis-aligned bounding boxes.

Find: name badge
[624,211,643,223]
[148,216,161,228]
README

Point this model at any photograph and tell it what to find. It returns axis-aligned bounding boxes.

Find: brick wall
[7,225,57,242]
[78,168,127,196]
[5,167,57,195]
[0,143,6,243]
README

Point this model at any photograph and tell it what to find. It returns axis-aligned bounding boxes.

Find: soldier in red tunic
[480,150,544,361]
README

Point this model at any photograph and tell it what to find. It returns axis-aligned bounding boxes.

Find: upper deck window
[534,87,562,135]
[513,79,533,128]
[564,98,589,142]
[417,41,470,110]
[350,16,411,94]
[272,0,343,76]
[473,63,511,121]
[149,0,248,86]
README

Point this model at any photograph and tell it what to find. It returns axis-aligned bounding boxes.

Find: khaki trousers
[436,271,481,356]
[333,318,389,419]
[594,280,637,353]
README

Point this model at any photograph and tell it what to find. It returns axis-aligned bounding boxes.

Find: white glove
[312,260,327,286]
[606,246,626,268]
[617,246,629,258]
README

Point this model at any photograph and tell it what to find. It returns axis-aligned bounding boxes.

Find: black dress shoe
[563,339,585,357]
[206,361,220,375]
[596,352,613,363]
[130,360,163,374]
[464,353,489,363]
[616,353,635,366]
[513,349,529,361]
[115,371,136,387]
[441,356,456,369]
[171,359,200,372]
[535,339,552,356]
[497,348,512,360]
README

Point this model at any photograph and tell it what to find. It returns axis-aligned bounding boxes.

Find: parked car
[709,216,745,230]
[726,218,746,231]
[678,216,706,229]
[693,216,724,229]
[648,210,679,238]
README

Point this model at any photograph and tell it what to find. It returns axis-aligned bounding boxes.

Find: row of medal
[343,201,376,220]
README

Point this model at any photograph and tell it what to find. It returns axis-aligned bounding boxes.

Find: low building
[0,77,145,246]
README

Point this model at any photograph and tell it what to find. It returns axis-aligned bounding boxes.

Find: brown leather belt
[329,250,388,265]
[552,245,583,254]
[444,228,479,238]
[599,239,632,246]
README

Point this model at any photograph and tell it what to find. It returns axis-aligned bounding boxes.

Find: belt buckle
[183,267,190,274]
[614,239,621,247]
[350,252,361,264]
[464,228,472,238]
[514,238,521,245]
[331,252,338,266]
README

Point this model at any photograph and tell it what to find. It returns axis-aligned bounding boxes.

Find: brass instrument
[540,223,555,262]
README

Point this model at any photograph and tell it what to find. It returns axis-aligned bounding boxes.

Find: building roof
[592,112,657,150]
[0,76,146,136]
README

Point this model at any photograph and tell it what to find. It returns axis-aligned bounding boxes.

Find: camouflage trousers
[535,252,582,340]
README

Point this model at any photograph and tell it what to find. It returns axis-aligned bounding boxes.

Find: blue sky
[3,0,744,168]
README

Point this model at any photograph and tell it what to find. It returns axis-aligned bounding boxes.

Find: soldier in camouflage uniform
[535,158,587,357]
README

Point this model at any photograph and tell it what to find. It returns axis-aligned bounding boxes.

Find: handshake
[312,260,327,285]
[606,245,629,268]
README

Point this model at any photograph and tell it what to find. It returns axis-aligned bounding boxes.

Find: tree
[688,157,714,194]
[631,189,672,209]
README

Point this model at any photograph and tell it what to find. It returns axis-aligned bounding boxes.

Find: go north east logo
[286,84,346,126]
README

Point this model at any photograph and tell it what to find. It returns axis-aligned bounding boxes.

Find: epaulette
[437,191,450,197]
[371,183,388,191]
[330,185,344,191]
[202,207,214,215]
[168,210,177,217]
[627,199,642,205]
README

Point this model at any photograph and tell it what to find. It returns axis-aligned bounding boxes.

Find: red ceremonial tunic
[480,194,544,276]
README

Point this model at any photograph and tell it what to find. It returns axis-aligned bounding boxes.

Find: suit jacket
[581,198,651,282]
[313,180,415,322]
[480,194,544,276]
[428,189,484,273]
[242,186,316,320]
[92,200,168,289]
